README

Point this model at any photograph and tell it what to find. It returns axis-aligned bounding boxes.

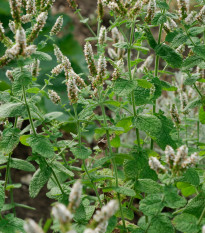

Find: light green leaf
[10,158,35,172]
[0,128,20,154]
[31,51,52,61]
[27,135,56,158]
[199,106,205,124]
[173,213,199,233]
[29,167,52,198]
[50,161,74,177]
[71,145,92,159]
[0,102,25,118]
[103,186,136,197]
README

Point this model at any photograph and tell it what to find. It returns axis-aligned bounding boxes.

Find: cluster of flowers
[149,145,199,175]
[24,180,119,233]
[51,45,86,104]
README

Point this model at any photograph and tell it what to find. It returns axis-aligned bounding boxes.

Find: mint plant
[0,0,205,232]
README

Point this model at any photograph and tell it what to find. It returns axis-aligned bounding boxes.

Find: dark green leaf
[148,215,174,233]
[113,78,135,96]
[71,145,92,159]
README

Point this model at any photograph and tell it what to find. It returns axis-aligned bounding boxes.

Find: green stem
[73,105,103,208]
[197,120,200,148]
[76,10,96,37]
[127,17,141,149]
[197,206,205,225]
[185,114,188,146]
[150,22,164,150]
[193,83,203,98]
[100,103,127,232]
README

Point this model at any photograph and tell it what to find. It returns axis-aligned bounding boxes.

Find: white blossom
[24,219,44,233]
[52,203,73,223]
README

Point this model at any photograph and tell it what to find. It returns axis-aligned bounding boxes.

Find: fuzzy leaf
[0,102,25,118]
[173,213,199,233]
[29,167,52,198]
[27,135,55,158]
[71,145,92,159]
[49,161,74,177]
[0,128,20,154]
[139,194,164,216]
[148,215,174,233]
[183,192,205,218]
[103,186,136,197]
[164,185,187,208]
[0,214,25,233]
[135,179,163,194]
[188,27,205,36]
[31,51,52,61]
[182,168,200,186]
[193,45,205,60]
[152,13,167,25]
[10,158,35,172]
[171,33,188,48]
[183,55,203,69]
[113,78,135,96]
[155,44,183,68]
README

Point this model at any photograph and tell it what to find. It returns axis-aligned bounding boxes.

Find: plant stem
[150,22,163,150]
[100,103,127,232]
[76,10,96,37]
[185,114,188,146]
[197,206,205,225]
[127,17,141,148]
[73,105,103,208]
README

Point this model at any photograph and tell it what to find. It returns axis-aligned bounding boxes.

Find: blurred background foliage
[0,0,88,121]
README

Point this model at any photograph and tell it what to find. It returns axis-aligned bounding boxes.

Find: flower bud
[165,145,175,168]
[9,0,21,23]
[54,44,64,63]
[177,0,188,20]
[24,219,44,233]
[6,70,14,82]
[50,16,63,36]
[69,180,82,210]
[196,5,205,23]
[52,203,73,223]
[48,90,61,104]
[174,145,188,167]
[21,14,33,24]
[32,59,40,77]
[170,104,181,127]
[67,0,78,9]
[67,78,79,104]
[149,156,166,173]
[145,0,156,23]
[98,26,107,45]
[26,0,36,15]
[84,42,97,77]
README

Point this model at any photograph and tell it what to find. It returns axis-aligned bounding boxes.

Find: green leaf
[106,216,118,233]
[184,74,200,85]
[137,79,153,89]
[111,135,120,148]
[117,207,134,220]
[173,213,199,233]
[0,102,25,118]
[182,168,200,186]
[133,86,151,105]
[145,29,157,49]
[188,27,205,36]
[29,167,52,198]
[176,182,197,197]
[103,186,136,197]
[0,128,20,154]
[161,80,177,91]
[193,45,205,60]
[183,98,201,112]
[164,185,187,208]
[113,78,135,96]
[10,158,35,172]
[0,184,5,211]
[154,44,183,68]
[71,145,92,159]
[116,117,132,133]
[199,106,205,124]
[183,55,203,69]
[156,0,169,9]
[171,33,188,48]
[49,161,74,177]
[31,51,52,61]
[139,194,164,216]
[135,179,163,194]
[133,114,162,139]
[183,192,205,218]
[152,13,167,25]
[148,215,174,233]
[0,214,25,233]
[27,135,56,158]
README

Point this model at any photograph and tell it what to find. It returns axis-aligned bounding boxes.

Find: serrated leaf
[31,51,52,61]
[156,0,169,9]
[27,135,55,158]
[183,55,203,69]
[148,215,174,233]
[0,102,25,118]
[173,213,199,233]
[193,45,205,60]
[171,33,188,48]
[0,214,25,233]
[29,167,52,198]
[117,207,134,220]
[139,194,164,216]
[133,114,162,139]
[188,27,205,36]
[103,186,136,197]
[10,158,35,172]
[155,44,183,68]
[71,145,92,159]
[113,78,135,96]
[145,29,157,49]
[183,192,205,218]
[152,13,167,25]
[135,179,163,194]
[183,168,200,186]
[50,161,74,177]
[183,98,201,112]
[176,182,197,197]
[0,128,20,154]
[164,185,187,208]
[161,80,177,91]
[184,74,200,85]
